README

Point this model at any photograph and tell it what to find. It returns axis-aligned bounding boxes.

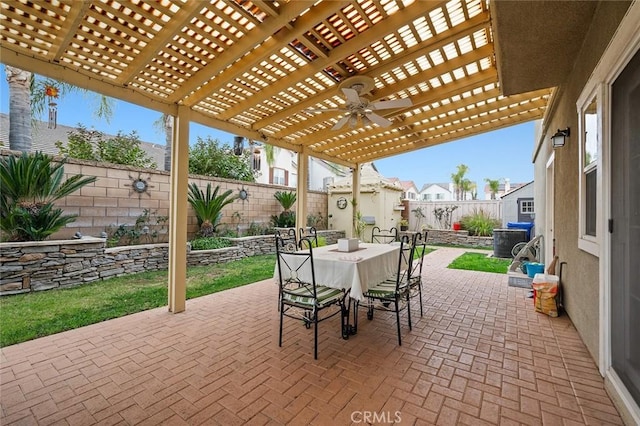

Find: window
[436,193,444,200]
[423,193,432,201]
[583,97,598,237]
[520,200,534,214]
[272,168,286,185]
[577,86,601,256]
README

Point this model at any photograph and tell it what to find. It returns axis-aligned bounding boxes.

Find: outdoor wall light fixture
[551,127,570,148]
[233,136,244,156]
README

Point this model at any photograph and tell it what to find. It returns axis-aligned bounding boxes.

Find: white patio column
[351,163,361,238]
[168,106,190,313]
[296,150,309,235]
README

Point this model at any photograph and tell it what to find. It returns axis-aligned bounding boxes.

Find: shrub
[188,137,256,181]
[271,211,295,228]
[190,236,232,250]
[459,208,501,236]
[0,151,97,241]
[187,183,237,237]
[56,126,157,169]
[274,191,296,210]
[105,209,168,247]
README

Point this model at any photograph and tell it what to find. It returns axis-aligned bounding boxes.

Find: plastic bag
[532,274,560,317]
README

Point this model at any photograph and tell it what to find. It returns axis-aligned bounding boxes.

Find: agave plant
[0,151,97,241]
[187,182,237,237]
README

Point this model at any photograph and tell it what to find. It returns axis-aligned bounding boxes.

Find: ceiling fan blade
[370,98,413,110]
[341,88,362,104]
[366,112,392,127]
[332,114,351,130]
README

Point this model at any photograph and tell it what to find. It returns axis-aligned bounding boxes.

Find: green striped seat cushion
[283,285,343,307]
[364,279,408,297]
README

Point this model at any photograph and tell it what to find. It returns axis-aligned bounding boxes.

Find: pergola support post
[296,150,309,237]
[168,106,190,313]
[351,163,361,239]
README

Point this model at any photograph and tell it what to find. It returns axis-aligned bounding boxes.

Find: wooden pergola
[0,0,555,312]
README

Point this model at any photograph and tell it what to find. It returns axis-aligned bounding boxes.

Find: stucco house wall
[534,0,630,381]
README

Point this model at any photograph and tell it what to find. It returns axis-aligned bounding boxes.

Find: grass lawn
[0,254,275,347]
[448,252,511,274]
[429,243,493,251]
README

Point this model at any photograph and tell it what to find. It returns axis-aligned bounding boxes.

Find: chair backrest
[371,226,398,244]
[393,235,414,289]
[275,228,298,250]
[409,232,427,279]
[275,235,318,299]
[299,226,318,247]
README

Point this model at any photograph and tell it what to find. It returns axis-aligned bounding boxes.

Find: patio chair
[408,232,427,317]
[275,227,298,250]
[360,235,413,345]
[299,226,318,247]
[276,236,349,359]
[371,226,398,244]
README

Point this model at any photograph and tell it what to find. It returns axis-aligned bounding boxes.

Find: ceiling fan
[308,75,413,130]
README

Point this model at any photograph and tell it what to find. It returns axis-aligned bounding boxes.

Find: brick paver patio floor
[0,247,623,425]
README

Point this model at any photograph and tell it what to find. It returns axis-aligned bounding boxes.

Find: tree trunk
[6,66,32,152]
[163,114,173,171]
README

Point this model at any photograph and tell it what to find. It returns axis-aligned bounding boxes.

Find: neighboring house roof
[0,113,166,169]
[331,162,401,191]
[501,181,534,198]
[420,182,451,192]
[398,180,418,192]
[483,182,527,193]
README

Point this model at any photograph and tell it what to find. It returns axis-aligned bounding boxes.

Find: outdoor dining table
[274,242,401,336]
[302,242,400,301]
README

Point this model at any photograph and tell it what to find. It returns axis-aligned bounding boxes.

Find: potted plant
[399,219,409,231]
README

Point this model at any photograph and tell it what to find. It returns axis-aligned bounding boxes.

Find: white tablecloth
[275,243,400,301]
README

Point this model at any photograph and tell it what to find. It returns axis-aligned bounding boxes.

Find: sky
[1,68,536,189]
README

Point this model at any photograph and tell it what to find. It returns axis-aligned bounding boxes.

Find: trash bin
[493,228,527,258]
[507,222,534,241]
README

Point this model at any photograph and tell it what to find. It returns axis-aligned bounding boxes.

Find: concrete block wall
[1,151,328,241]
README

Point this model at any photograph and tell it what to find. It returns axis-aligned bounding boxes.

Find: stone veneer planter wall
[0,230,346,296]
[399,229,493,247]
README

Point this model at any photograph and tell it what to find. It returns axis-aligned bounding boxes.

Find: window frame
[272,167,286,186]
[520,200,534,214]
[576,83,603,256]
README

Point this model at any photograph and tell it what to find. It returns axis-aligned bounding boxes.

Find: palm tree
[263,143,279,169]
[485,178,501,200]
[451,164,469,201]
[4,66,112,152]
[5,66,32,152]
[153,113,174,171]
[461,178,474,200]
